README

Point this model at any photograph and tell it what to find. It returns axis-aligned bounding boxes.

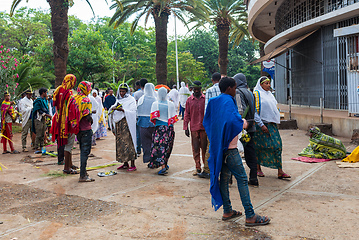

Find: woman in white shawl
[253,76,291,179]
[178,82,190,120]
[148,87,178,175]
[167,85,179,112]
[109,83,137,171]
[137,83,156,163]
[90,89,107,146]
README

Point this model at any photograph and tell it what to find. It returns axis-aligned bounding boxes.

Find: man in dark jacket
[233,73,259,187]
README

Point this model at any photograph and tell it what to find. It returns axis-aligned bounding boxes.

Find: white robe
[19,97,33,127]
[109,93,137,149]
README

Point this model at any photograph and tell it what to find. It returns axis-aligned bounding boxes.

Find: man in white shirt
[19,90,33,152]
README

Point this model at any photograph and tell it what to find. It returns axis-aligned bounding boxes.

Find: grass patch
[41,170,68,178]
[12,123,22,133]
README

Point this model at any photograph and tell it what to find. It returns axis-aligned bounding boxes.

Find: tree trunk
[153,11,169,85]
[48,0,69,87]
[217,24,230,76]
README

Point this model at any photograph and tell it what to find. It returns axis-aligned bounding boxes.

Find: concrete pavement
[0,122,358,239]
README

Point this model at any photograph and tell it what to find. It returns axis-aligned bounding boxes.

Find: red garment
[183,94,205,132]
[1,123,14,152]
[50,74,76,146]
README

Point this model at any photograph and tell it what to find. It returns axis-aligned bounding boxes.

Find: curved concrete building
[247,0,359,115]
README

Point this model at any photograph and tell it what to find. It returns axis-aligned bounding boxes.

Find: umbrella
[155,84,171,91]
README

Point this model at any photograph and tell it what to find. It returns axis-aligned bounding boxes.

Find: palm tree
[195,0,248,76]
[109,0,208,85]
[10,0,96,87]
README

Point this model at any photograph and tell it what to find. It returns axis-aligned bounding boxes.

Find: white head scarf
[19,95,33,127]
[150,87,178,125]
[178,81,190,108]
[167,88,179,109]
[137,83,156,117]
[88,95,100,133]
[253,77,280,124]
[109,82,137,148]
[91,89,105,126]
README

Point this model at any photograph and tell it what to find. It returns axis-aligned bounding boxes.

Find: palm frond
[10,0,22,16]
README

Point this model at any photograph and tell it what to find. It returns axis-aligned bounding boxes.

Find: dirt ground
[0,123,358,240]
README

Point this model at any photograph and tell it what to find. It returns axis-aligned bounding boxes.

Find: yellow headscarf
[74,81,92,120]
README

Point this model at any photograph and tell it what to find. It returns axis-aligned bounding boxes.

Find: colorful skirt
[253,122,282,169]
[94,122,107,139]
[115,118,137,163]
[148,125,175,168]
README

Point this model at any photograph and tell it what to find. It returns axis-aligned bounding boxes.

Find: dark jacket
[233,73,256,133]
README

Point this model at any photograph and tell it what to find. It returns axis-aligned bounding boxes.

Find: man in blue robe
[203,77,270,226]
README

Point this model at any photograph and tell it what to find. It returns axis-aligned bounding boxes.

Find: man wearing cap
[19,90,33,152]
[183,81,208,176]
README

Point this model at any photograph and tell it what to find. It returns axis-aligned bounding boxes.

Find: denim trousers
[77,130,93,178]
[220,148,255,218]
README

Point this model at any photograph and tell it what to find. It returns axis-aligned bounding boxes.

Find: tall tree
[109,0,208,85]
[193,0,248,76]
[10,0,96,87]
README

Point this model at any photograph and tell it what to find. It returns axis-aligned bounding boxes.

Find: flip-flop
[63,169,79,174]
[117,164,129,170]
[10,150,20,154]
[2,151,10,154]
[222,210,242,221]
[278,173,291,179]
[127,166,137,172]
[245,215,270,226]
[97,171,117,177]
[79,176,95,182]
[257,171,265,177]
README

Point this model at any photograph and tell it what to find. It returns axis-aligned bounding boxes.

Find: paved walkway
[0,123,358,239]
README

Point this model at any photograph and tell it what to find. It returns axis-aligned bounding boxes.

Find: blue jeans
[220,148,255,218]
[179,105,185,119]
[77,130,93,178]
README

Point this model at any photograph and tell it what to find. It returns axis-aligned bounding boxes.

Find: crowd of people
[1,72,296,226]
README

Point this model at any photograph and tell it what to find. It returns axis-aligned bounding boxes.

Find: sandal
[257,171,265,177]
[2,151,10,154]
[79,176,95,182]
[127,166,137,172]
[58,161,64,165]
[117,164,129,170]
[71,165,79,170]
[63,169,79,174]
[245,215,270,226]
[222,210,242,221]
[10,150,20,154]
[278,173,291,179]
[158,168,168,175]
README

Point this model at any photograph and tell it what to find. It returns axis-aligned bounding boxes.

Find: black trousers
[244,132,258,181]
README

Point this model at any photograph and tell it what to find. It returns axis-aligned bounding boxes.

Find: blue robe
[203,93,244,211]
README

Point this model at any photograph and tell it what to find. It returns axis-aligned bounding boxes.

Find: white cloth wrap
[253,78,281,124]
[178,82,190,108]
[109,83,137,149]
[137,83,156,117]
[19,97,33,127]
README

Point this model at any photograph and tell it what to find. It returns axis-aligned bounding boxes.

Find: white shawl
[137,83,156,117]
[167,88,179,110]
[109,83,137,148]
[150,87,178,125]
[178,82,190,108]
[253,78,280,124]
[19,96,33,127]
[89,95,100,133]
